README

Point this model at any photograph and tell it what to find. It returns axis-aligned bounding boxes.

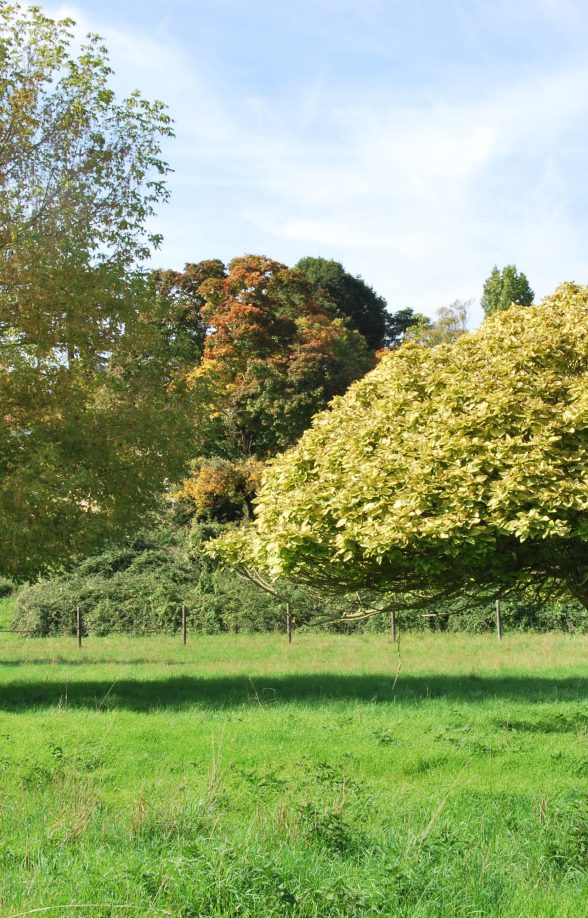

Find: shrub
[13,516,588,636]
[0,577,14,598]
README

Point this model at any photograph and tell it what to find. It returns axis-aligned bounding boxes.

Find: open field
[0,626,587,917]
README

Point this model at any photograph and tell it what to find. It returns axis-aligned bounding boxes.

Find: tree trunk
[569,582,588,611]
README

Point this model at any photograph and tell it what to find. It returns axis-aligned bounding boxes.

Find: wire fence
[0,604,191,646]
[0,600,506,644]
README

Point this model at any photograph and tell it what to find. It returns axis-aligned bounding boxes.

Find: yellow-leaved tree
[215,284,588,611]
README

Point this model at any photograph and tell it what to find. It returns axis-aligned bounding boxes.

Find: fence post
[182,603,187,645]
[495,599,503,641]
[390,610,398,643]
[286,603,292,644]
[76,606,82,648]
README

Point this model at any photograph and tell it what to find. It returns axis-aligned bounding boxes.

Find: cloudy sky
[48,0,588,325]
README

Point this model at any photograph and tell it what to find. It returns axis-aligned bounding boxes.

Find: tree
[481,265,534,317]
[0,6,197,579]
[215,284,588,611]
[150,260,227,361]
[190,254,373,459]
[384,307,424,349]
[404,300,469,348]
[295,256,393,350]
[174,457,264,522]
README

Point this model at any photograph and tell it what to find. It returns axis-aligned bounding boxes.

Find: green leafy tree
[384,307,424,349]
[0,5,197,579]
[215,284,588,611]
[295,256,393,350]
[150,260,227,361]
[481,265,534,317]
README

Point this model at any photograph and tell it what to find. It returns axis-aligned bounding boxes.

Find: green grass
[0,632,586,917]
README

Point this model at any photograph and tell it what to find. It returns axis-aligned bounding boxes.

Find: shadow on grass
[0,673,586,711]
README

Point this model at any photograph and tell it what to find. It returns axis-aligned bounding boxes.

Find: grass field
[0,609,587,916]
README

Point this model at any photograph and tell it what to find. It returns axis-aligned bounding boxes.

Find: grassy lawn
[0,626,586,917]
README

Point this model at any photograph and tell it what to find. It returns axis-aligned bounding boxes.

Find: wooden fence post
[495,599,503,641]
[76,606,82,648]
[286,603,292,644]
[390,610,398,643]
[182,603,187,645]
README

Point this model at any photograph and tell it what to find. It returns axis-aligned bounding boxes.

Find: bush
[13,514,588,636]
[0,577,14,598]
[15,522,292,636]
[438,597,588,635]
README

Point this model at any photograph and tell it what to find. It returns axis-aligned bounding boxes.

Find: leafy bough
[212,284,588,615]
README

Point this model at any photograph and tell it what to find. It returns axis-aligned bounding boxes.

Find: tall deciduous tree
[0,5,196,579]
[481,265,534,317]
[295,256,394,350]
[216,284,588,611]
[384,307,424,349]
[189,254,373,460]
[150,260,227,361]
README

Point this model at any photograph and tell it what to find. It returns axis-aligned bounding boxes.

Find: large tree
[385,307,424,349]
[0,6,196,579]
[188,254,373,460]
[481,265,534,317]
[150,260,227,361]
[216,284,588,611]
[295,256,394,350]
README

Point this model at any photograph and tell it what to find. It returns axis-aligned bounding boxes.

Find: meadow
[0,595,587,917]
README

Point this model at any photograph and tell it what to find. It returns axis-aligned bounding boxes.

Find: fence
[0,603,192,646]
[0,600,506,645]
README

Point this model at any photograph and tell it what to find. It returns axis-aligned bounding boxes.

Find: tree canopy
[150,260,227,361]
[216,284,588,610]
[481,265,534,317]
[0,6,197,579]
[296,256,397,350]
[384,307,424,349]
[187,254,373,460]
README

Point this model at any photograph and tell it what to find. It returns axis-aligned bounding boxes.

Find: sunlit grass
[0,632,586,916]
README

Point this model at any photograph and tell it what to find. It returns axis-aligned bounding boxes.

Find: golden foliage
[215,284,588,607]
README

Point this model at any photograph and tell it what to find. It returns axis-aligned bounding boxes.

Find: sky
[47,0,588,326]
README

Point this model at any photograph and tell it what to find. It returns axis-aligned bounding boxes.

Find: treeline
[4,9,570,635]
[9,249,572,636]
[8,252,419,633]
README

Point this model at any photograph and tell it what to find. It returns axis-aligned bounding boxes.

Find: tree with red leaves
[192,255,374,459]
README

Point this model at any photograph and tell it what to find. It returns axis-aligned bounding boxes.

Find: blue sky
[48,0,588,325]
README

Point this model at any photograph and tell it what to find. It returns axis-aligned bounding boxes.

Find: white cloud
[42,3,588,322]
[224,61,588,317]
[46,4,230,143]
[461,0,585,26]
